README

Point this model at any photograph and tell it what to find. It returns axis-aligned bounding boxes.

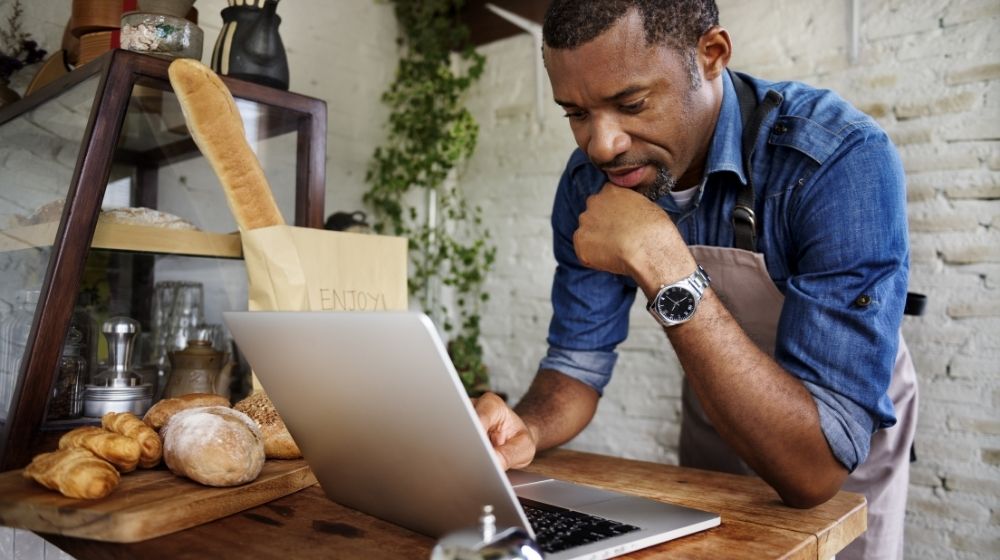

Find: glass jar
[47,326,88,420]
[120,12,204,59]
[0,289,40,419]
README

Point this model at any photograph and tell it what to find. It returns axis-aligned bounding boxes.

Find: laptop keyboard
[519,498,641,554]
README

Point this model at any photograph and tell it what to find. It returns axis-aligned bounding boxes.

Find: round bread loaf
[143,392,230,431]
[162,406,264,486]
[234,391,302,459]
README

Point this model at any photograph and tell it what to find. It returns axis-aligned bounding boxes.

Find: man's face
[544,11,718,200]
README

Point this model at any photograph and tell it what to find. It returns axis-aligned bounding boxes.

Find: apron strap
[728,69,783,252]
[727,70,928,314]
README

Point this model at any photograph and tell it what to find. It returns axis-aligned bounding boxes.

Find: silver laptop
[224,311,719,559]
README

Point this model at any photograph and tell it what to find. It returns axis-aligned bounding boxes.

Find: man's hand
[472,392,537,470]
[573,183,693,293]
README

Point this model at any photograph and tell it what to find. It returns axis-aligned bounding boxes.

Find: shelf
[0,222,242,258]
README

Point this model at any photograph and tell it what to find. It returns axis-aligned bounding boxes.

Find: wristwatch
[646,266,711,328]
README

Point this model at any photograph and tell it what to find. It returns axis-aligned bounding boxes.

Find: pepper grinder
[82,317,154,417]
[431,505,543,560]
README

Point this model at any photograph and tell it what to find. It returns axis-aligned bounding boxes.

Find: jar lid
[83,384,153,400]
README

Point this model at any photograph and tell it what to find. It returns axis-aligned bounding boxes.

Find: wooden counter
[39,449,866,559]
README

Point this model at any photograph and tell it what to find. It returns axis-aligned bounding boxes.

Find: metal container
[83,317,154,417]
[82,384,153,417]
[431,505,542,560]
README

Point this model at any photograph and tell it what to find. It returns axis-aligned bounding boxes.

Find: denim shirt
[539,70,909,472]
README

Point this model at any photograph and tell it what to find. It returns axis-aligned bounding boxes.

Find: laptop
[223,311,720,559]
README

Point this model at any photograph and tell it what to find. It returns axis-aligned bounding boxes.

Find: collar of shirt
[705,70,747,185]
[658,71,745,218]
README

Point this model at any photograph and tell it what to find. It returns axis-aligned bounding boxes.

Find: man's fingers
[472,393,537,470]
[474,392,512,444]
[496,430,535,470]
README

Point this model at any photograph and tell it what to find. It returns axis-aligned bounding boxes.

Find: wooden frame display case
[0,49,327,470]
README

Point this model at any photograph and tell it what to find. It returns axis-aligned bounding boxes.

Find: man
[474,1,918,558]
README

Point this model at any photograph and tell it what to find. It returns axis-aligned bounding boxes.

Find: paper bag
[241,225,408,389]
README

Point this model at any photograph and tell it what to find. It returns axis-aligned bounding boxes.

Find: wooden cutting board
[0,459,317,543]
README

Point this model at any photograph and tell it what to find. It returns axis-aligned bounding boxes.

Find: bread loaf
[143,392,230,431]
[58,426,141,473]
[234,390,302,459]
[167,58,284,231]
[24,447,120,499]
[162,406,265,487]
[102,411,163,468]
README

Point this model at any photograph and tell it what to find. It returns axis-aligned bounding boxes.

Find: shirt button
[855,294,872,307]
[774,123,789,134]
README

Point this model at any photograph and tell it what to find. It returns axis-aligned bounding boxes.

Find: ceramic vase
[210,0,289,90]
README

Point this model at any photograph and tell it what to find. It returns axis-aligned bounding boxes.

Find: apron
[679,244,919,560]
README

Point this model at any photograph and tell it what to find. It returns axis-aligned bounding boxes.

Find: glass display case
[0,49,326,470]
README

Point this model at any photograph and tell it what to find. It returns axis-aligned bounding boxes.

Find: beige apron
[680,245,918,560]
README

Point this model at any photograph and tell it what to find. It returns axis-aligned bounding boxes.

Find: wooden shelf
[0,222,242,258]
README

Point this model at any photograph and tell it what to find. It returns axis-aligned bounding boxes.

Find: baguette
[167,58,284,231]
[24,447,120,499]
[58,426,141,473]
[102,411,163,468]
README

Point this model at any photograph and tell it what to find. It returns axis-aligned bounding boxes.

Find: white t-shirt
[670,185,699,210]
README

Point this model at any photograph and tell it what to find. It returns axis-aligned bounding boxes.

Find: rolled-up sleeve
[539,346,618,395]
[776,123,909,471]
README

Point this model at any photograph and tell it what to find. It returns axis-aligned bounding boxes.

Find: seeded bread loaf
[167,58,284,231]
[234,390,302,459]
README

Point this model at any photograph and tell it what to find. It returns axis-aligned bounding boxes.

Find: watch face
[655,286,696,322]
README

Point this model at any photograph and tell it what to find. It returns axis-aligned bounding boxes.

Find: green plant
[365,0,495,395]
[1,0,47,83]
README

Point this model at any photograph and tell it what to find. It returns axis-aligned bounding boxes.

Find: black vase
[210,0,289,90]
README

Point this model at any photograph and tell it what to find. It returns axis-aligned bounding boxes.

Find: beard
[599,157,677,201]
[642,164,677,201]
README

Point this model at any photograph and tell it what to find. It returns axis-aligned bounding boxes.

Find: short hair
[542,0,719,52]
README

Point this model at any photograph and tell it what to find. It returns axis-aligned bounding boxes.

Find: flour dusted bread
[162,406,265,487]
[143,392,230,430]
[167,58,284,231]
[24,447,120,499]
[234,390,302,459]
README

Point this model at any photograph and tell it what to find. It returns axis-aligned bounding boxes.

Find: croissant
[23,447,120,499]
[58,426,141,473]
[102,411,163,468]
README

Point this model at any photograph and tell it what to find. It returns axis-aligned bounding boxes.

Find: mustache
[596,156,653,171]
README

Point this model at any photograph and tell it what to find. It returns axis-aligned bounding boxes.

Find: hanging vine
[365,0,495,394]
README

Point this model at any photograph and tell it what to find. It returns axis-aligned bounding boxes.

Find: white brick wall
[461,2,999,559]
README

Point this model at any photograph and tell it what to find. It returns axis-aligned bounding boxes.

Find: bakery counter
[31,449,868,559]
